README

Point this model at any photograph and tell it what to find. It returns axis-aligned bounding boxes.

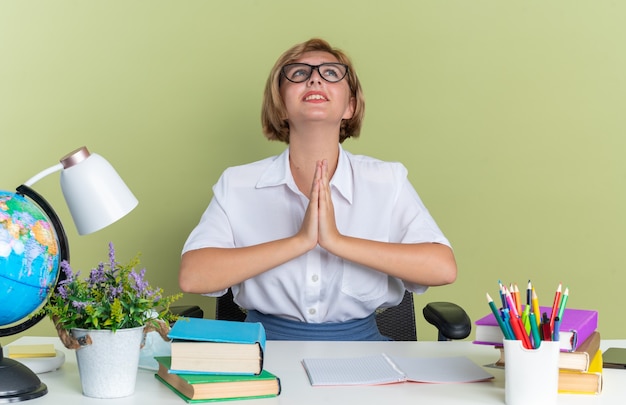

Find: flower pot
[71,326,145,398]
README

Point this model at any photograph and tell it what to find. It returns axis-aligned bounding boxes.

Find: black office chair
[174,289,471,342]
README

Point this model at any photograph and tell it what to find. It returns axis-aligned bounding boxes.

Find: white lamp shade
[60,152,138,235]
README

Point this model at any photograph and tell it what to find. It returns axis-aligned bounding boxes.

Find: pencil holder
[503,339,559,405]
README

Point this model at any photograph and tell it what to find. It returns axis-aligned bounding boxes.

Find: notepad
[603,347,626,369]
[301,354,494,386]
[7,344,56,358]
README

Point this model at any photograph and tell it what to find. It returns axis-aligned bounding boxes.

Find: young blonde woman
[179,38,457,340]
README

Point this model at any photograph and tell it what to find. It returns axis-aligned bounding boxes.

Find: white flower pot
[71,326,145,398]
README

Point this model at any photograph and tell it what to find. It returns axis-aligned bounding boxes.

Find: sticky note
[7,344,56,358]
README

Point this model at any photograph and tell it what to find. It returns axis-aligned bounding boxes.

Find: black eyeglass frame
[281,62,349,84]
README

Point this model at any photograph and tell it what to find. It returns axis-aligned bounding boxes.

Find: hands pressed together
[298,160,341,253]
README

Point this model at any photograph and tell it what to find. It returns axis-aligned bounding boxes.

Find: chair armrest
[169,305,204,320]
[422,302,471,340]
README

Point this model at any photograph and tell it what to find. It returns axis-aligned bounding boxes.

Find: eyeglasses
[281,63,349,84]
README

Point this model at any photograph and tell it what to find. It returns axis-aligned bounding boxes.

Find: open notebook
[302,354,494,386]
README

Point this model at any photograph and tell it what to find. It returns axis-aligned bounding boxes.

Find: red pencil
[549,283,562,332]
[509,313,533,349]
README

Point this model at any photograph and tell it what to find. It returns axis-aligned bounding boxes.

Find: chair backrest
[216,289,246,322]
[215,289,417,341]
[375,290,417,341]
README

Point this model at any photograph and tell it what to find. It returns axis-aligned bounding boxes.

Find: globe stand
[0,347,47,403]
[0,185,69,402]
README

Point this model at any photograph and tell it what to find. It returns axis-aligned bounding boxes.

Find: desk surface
[6,337,626,405]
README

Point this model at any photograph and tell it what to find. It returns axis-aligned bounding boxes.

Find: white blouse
[182,145,451,323]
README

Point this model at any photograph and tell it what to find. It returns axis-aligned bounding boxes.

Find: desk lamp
[0,146,138,402]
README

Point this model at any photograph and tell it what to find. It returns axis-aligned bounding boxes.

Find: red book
[474,307,598,352]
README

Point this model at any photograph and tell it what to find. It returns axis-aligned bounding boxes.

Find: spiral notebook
[301,354,494,386]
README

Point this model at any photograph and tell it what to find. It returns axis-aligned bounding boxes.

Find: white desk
[6,337,626,404]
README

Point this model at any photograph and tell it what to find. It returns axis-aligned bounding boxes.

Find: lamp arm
[22,163,63,187]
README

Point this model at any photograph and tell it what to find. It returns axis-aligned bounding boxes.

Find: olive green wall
[2,1,625,345]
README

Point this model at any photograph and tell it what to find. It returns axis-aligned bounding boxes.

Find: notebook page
[302,354,406,386]
[389,356,494,383]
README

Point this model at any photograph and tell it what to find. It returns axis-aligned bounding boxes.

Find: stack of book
[155,317,281,402]
[475,308,602,394]
[557,333,603,395]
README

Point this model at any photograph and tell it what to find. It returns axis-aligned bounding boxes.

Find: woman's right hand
[296,160,323,251]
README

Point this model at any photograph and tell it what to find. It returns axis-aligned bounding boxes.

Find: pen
[529,312,541,349]
[501,308,515,341]
[553,316,561,342]
[541,312,552,341]
[522,305,531,334]
[486,293,513,340]
[498,280,507,309]
[549,283,562,333]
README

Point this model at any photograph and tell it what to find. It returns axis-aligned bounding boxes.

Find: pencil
[504,287,519,318]
[549,283,562,332]
[531,287,541,326]
[486,293,513,340]
[513,283,522,316]
[509,313,533,349]
[557,287,569,321]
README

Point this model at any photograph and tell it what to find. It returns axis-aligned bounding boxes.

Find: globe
[0,189,62,334]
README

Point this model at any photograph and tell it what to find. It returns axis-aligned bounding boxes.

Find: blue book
[167,318,266,375]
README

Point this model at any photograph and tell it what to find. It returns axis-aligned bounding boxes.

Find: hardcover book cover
[168,318,266,375]
[155,357,281,403]
[168,318,266,347]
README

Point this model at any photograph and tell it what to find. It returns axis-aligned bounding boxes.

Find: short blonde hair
[261,38,365,144]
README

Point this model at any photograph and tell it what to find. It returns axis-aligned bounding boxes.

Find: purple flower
[57,260,79,297]
[88,262,107,285]
[129,268,149,295]
[57,284,69,300]
[109,284,124,298]
[59,260,75,281]
[108,241,117,270]
[72,301,88,310]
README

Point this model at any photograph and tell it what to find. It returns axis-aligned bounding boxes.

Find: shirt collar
[256,145,354,204]
[332,145,353,204]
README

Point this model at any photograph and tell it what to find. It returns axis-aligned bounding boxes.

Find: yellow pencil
[531,287,541,326]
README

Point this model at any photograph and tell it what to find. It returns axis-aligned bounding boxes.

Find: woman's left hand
[316,159,341,249]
